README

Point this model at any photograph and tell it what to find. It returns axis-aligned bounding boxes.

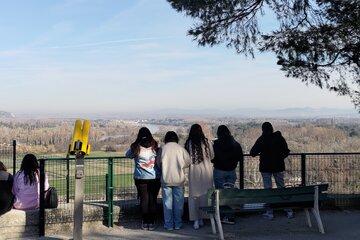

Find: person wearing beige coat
[185,124,214,230]
[157,131,191,230]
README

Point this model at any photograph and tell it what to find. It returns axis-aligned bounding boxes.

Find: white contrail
[48,36,176,49]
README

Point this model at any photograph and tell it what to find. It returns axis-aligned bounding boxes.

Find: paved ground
[47,210,360,240]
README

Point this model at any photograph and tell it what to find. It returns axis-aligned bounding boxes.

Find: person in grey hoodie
[157,131,191,231]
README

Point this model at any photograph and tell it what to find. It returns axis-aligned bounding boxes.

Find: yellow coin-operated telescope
[69,119,91,240]
[69,119,91,155]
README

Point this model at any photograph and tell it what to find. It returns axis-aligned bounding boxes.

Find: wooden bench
[200,184,328,240]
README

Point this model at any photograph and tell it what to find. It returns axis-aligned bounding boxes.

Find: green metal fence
[36,152,360,229]
[0,140,16,175]
[0,143,358,237]
[1,138,358,238]
[38,156,131,225]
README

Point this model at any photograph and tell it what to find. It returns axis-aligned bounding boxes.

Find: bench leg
[215,211,224,240]
[304,208,312,228]
[209,214,217,234]
[312,186,325,234]
[214,189,224,240]
[311,208,325,234]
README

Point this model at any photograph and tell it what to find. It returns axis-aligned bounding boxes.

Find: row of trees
[0,119,139,154]
[0,119,359,154]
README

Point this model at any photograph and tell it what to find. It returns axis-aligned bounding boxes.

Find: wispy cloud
[52,0,90,12]
[0,50,26,57]
[48,36,177,49]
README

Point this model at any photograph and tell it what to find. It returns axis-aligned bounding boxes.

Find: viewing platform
[1,151,359,239]
[1,209,359,239]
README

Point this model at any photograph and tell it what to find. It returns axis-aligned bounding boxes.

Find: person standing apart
[185,124,214,230]
[126,127,161,230]
[250,122,294,220]
[157,131,191,231]
[212,125,243,224]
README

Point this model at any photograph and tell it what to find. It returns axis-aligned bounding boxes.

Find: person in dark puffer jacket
[250,122,293,220]
[212,125,243,187]
[212,125,243,224]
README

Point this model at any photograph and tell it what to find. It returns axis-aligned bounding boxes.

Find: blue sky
[0,0,356,114]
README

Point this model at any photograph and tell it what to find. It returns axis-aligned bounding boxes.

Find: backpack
[44,187,58,209]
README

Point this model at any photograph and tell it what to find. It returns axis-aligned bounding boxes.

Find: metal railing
[34,155,136,236]
[0,143,358,237]
[37,152,360,233]
[0,140,360,235]
[0,140,17,175]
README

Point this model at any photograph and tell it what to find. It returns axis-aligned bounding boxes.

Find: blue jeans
[162,186,184,229]
[214,169,236,220]
[261,172,292,215]
[261,172,285,189]
[213,169,237,189]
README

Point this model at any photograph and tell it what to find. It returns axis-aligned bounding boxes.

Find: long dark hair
[217,125,235,149]
[20,154,39,185]
[217,125,232,140]
[164,131,179,144]
[185,124,210,164]
[216,125,233,145]
[0,161,7,172]
[130,127,158,156]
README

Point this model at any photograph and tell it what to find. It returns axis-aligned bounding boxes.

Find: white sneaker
[286,211,294,219]
[199,219,204,226]
[262,212,274,220]
[193,220,200,230]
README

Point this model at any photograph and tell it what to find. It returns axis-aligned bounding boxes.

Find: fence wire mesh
[240,154,302,189]
[1,141,358,225]
[306,153,360,207]
[0,144,12,171]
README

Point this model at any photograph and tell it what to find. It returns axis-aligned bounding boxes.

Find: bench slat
[217,184,328,199]
[219,194,328,206]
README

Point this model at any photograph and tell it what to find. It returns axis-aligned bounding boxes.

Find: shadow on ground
[46,210,360,240]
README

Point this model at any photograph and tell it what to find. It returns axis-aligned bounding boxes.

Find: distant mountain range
[0,111,15,118]
[138,107,359,119]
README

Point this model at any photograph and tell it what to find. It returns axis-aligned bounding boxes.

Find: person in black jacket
[250,122,293,220]
[0,161,14,216]
[212,125,243,224]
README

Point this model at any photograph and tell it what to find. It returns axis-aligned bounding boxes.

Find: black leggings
[135,178,161,224]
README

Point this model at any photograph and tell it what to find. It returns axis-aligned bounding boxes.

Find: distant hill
[121,107,359,119]
[12,107,359,119]
[230,107,360,118]
[0,111,15,118]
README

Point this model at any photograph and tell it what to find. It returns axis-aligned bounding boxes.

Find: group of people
[0,154,50,215]
[0,121,292,232]
[126,122,293,231]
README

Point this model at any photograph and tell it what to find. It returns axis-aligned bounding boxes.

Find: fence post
[66,156,70,203]
[12,140,16,175]
[105,174,109,202]
[73,154,85,240]
[39,158,45,237]
[239,158,244,189]
[107,158,114,227]
[301,154,306,186]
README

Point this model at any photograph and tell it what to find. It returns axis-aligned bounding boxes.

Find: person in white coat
[185,124,214,230]
[157,131,191,230]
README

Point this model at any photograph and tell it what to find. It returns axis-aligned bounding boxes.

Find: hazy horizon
[1,106,358,119]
